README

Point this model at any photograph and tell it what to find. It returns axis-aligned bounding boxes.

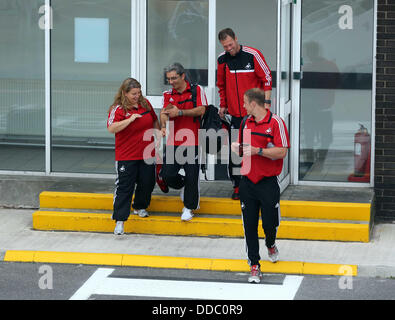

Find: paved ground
[1,208,395,278]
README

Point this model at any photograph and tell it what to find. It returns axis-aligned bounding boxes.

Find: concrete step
[39,191,371,221]
[32,209,370,242]
[33,191,372,242]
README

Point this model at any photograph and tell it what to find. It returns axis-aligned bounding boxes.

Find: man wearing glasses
[160,63,208,221]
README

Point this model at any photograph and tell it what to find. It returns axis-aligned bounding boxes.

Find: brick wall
[376,0,395,221]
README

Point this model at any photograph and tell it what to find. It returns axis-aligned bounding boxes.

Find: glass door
[214,0,278,181]
[145,0,209,108]
[277,0,293,192]
[144,0,279,181]
[295,0,375,185]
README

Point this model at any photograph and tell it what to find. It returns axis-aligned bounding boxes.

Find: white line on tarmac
[70,268,304,300]
[69,268,115,300]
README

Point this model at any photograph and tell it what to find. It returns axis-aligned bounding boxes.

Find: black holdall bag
[190,84,226,155]
[200,104,225,154]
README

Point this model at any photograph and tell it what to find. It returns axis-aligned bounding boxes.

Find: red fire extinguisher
[348,124,371,182]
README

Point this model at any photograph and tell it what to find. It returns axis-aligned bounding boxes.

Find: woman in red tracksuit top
[107,78,160,235]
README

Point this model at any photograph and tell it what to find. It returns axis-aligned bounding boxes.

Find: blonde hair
[108,78,149,113]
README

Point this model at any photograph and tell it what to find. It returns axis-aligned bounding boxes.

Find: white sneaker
[268,245,279,263]
[181,207,193,221]
[114,221,124,235]
[134,209,149,218]
[248,265,262,283]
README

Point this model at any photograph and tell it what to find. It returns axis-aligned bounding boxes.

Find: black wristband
[264,99,271,104]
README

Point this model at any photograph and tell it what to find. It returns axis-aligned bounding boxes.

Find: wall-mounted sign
[74,17,109,63]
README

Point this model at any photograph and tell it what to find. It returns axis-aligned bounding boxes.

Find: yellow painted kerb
[3,250,357,276]
[32,210,370,242]
[39,191,371,221]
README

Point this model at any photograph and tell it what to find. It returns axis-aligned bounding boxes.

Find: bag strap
[191,84,206,178]
[191,83,197,109]
[190,84,202,125]
[239,115,249,147]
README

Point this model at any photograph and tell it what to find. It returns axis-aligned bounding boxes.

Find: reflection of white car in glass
[52,114,107,138]
[5,103,112,147]
[6,104,45,136]
[51,114,113,148]
[52,115,113,148]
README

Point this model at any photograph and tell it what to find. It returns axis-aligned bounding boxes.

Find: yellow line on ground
[3,250,357,276]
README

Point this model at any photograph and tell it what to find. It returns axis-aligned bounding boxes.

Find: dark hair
[218,28,236,41]
[244,88,266,107]
[164,62,185,76]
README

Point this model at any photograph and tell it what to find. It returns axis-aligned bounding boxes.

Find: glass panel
[51,0,131,173]
[299,0,374,182]
[214,0,277,180]
[147,0,209,96]
[216,0,277,108]
[0,0,45,171]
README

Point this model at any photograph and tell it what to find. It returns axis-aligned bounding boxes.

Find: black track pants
[112,160,155,222]
[239,176,281,267]
[161,146,200,210]
[228,116,243,188]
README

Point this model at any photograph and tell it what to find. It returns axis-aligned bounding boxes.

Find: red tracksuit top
[238,111,290,183]
[217,45,272,118]
[107,100,158,161]
[162,81,207,146]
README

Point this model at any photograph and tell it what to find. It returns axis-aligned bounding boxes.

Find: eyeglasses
[166,76,180,82]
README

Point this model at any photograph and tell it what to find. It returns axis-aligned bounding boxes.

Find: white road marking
[69,268,114,300]
[70,268,303,300]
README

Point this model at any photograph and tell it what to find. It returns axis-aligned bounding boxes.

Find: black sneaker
[231,187,239,200]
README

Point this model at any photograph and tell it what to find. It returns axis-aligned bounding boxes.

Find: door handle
[293,71,303,80]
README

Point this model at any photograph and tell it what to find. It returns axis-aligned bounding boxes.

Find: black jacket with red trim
[217,45,272,118]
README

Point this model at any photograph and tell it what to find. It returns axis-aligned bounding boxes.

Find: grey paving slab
[1,209,395,278]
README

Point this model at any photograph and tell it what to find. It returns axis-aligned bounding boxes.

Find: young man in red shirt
[217,28,272,200]
[231,88,290,284]
[160,63,207,221]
